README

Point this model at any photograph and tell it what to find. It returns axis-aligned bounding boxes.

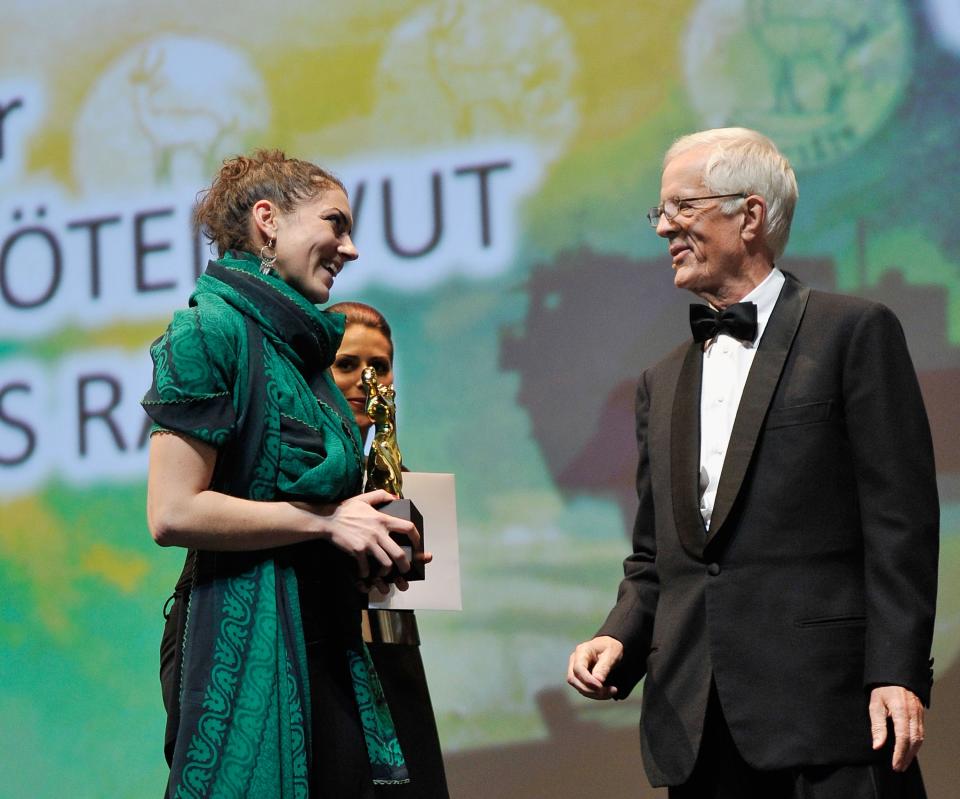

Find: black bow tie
[689,302,758,344]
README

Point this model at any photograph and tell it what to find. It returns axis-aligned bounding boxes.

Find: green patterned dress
[143,251,407,798]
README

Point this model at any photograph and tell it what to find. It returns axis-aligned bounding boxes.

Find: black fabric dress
[368,610,450,798]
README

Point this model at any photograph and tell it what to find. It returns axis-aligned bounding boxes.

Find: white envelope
[368,472,462,611]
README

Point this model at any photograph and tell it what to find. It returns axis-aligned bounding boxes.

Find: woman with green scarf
[143,150,417,798]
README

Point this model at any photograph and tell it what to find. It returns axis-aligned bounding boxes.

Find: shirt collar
[737,266,784,348]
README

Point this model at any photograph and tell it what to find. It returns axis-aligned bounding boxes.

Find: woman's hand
[363,549,434,594]
[148,434,418,561]
[314,490,420,581]
[148,434,424,586]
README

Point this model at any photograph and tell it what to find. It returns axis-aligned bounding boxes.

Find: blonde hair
[665,128,798,259]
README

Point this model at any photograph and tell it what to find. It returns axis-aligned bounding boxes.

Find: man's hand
[869,685,925,771]
[567,636,625,700]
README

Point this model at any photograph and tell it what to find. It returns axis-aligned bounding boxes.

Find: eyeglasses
[646,193,747,228]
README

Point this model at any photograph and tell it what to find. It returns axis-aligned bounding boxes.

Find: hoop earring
[259,239,278,276]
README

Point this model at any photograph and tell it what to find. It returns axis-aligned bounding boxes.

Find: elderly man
[567,128,938,798]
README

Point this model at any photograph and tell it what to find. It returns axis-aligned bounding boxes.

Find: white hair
[664,128,798,259]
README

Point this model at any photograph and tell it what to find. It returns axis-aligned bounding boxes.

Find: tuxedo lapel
[705,275,810,548]
[671,341,707,560]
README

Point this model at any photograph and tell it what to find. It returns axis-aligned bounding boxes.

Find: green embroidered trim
[173,562,311,799]
[279,412,325,435]
[347,646,408,784]
[315,395,364,473]
[142,392,230,404]
[219,262,323,325]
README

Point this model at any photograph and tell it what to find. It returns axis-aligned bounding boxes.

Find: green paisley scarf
[143,251,407,797]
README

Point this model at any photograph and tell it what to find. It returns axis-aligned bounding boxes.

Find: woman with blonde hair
[329,300,450,798]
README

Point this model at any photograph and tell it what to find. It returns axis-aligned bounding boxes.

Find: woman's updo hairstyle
[195,149,346,256]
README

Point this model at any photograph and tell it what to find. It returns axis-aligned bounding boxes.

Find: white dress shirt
[698,268,785,529]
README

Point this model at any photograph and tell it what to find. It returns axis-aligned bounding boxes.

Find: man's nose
[655,212,677,238]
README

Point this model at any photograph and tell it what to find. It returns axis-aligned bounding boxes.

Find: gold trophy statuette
[362,366,404,496]
[361,366,424,580]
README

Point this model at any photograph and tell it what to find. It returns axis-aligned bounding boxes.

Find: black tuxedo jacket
[597,273,939,787]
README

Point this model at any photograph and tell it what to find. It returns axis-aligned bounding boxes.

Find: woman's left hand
[358,550,433,594]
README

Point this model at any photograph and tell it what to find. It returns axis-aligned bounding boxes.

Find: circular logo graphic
[374,0,579,161]
[683,0,912,169]
[73,35,270,192]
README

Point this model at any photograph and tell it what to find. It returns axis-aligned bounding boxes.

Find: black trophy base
[375,498,424,582]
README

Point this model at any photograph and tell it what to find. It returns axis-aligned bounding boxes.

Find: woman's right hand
[313,490,420,581]
[148,433,420,568]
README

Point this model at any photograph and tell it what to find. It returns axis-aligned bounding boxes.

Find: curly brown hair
[194,149,346,256]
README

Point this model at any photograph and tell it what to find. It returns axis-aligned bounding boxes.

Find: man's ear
[740,195,766,245]
[251,199,279,244]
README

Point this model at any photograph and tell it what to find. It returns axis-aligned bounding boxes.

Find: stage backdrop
[2,2,959,797]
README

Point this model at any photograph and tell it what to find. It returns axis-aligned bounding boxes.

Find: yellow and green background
[2,2,959,796]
